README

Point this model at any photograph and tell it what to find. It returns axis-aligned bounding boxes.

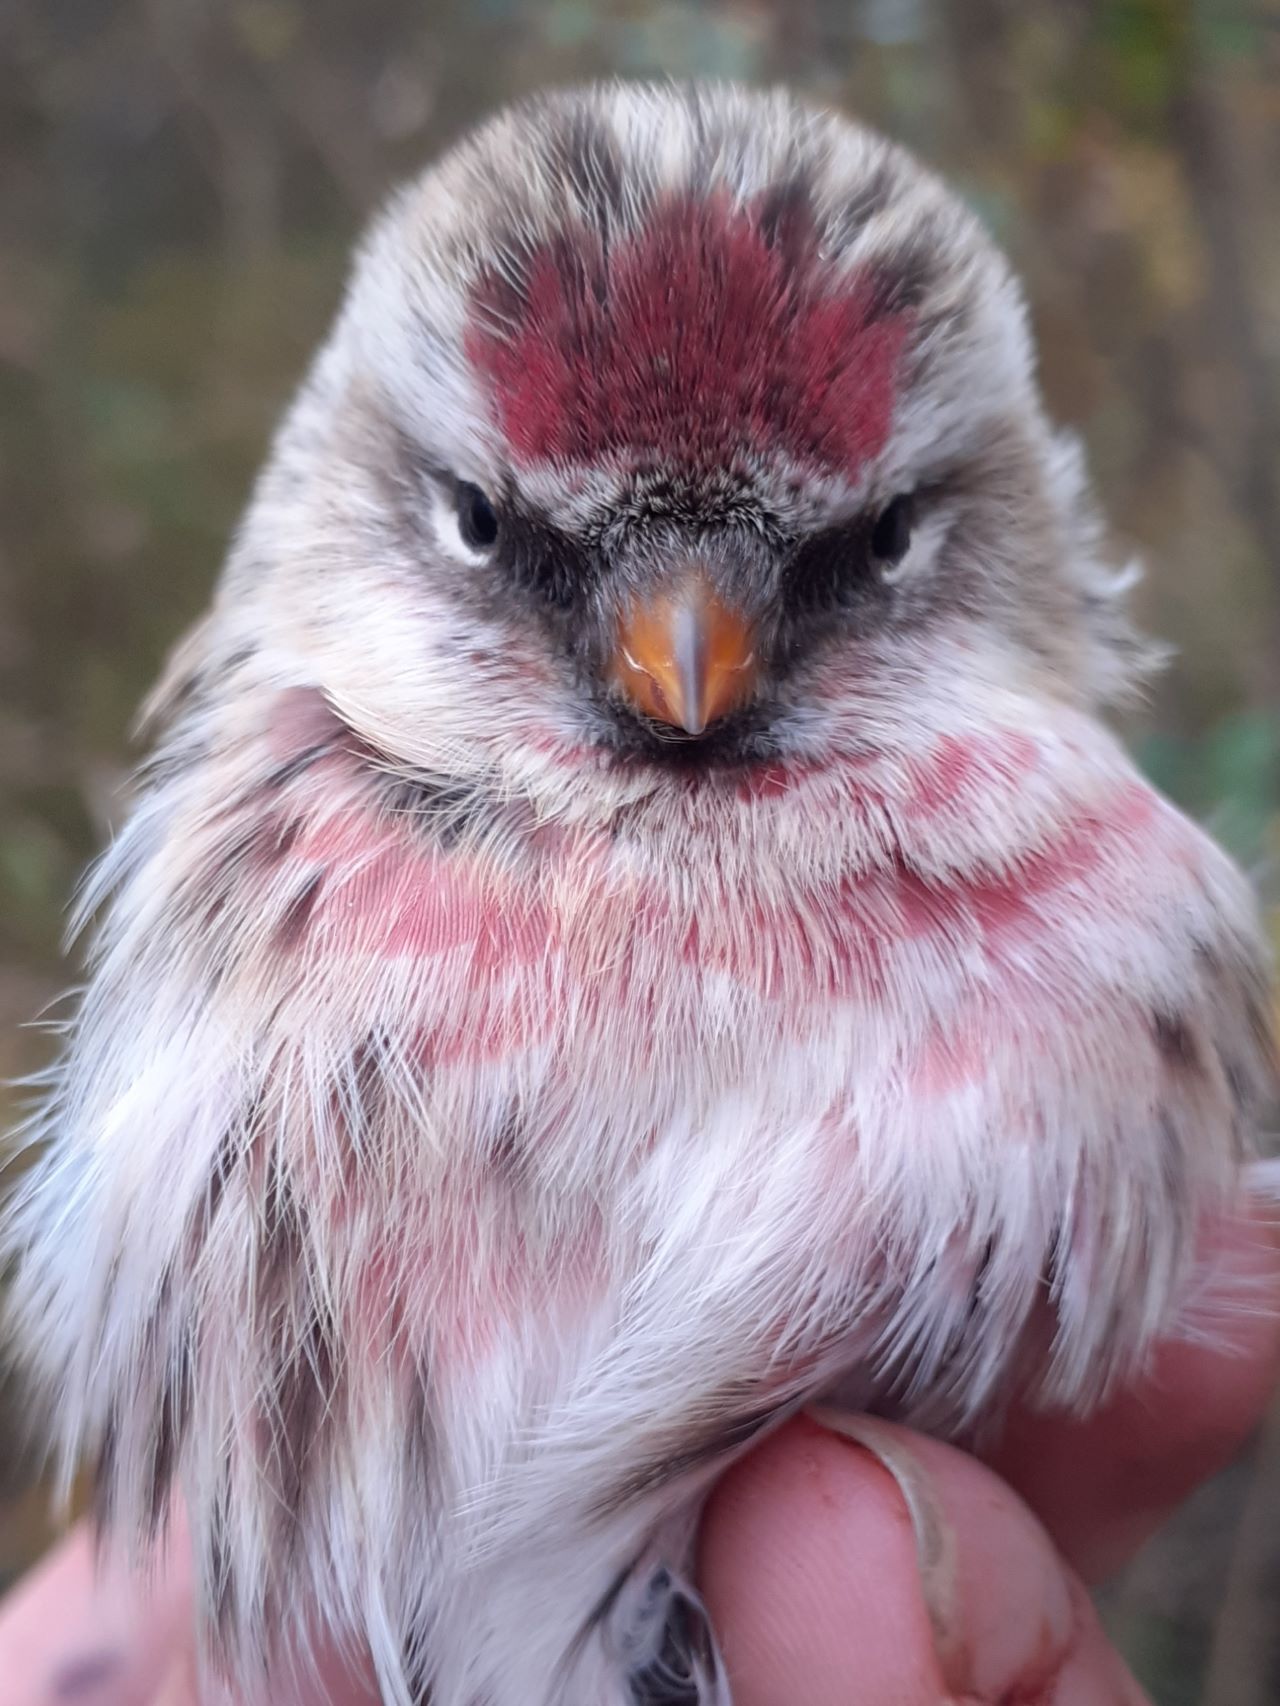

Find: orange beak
[611,573,759,735]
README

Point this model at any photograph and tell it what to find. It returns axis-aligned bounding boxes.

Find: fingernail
[805,1406,965,1691]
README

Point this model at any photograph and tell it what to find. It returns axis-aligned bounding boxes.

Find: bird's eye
[456,482,500,551]
[870,494,914,565]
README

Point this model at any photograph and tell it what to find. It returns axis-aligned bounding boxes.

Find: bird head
[219,83,1145,803]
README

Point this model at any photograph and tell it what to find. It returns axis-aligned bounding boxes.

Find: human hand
[3,1201,1277,1705]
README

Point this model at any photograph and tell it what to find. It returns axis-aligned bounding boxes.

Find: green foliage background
[1,2,1277,1700]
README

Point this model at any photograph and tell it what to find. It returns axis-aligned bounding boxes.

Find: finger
[987,1196,1280,1581]
[0,1524,190,1706]
[700,1414,1147,1706]
[0,1526,377,1706]
[150,1653,197,1706]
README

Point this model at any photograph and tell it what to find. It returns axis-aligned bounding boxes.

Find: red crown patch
[466,190,910,480]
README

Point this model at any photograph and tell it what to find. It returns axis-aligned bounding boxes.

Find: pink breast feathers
[465,189,911,478]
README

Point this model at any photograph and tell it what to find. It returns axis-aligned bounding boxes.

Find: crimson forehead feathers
[466,188,912,481]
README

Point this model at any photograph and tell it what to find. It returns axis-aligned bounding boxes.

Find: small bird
[6,81,1274,1706]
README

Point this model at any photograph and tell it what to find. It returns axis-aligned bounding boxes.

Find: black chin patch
[600,702,784,771]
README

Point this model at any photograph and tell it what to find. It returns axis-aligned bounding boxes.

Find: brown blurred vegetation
[1,2,1277,1700]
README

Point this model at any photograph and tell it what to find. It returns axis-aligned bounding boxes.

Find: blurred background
[0,1,1277,1700]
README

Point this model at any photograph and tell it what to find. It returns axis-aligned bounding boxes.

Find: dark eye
[457,481,500,550]
[870,494,914,565]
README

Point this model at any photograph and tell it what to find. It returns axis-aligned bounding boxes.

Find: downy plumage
[5,81,1274,1706]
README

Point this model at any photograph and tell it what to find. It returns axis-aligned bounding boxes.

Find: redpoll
[7,81,1273,1706]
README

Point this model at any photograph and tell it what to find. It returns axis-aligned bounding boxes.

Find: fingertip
[701,1415,1145,1706]
[151,1653,199,1706]
[700,1417,941,1706]
[0,1524,190,1706]
[990,1194,1280,1582]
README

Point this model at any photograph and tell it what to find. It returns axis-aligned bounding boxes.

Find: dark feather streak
[146,1332,193,1533]
[1152,1008,1200,1070]
[271,1303,338,1556]
[277,869,325,947]
[262,739,336,791]
[595,1400,781,1516]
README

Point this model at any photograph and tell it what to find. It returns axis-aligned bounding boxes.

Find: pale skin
[3,1202,1277,1706]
